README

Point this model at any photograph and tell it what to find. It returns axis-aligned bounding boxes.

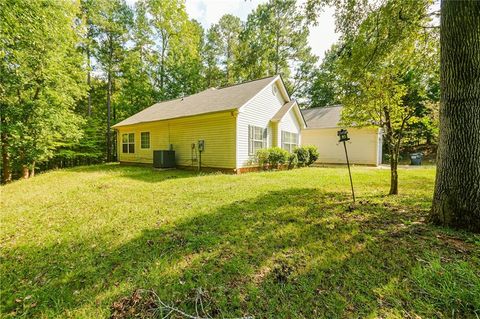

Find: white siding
[236,80,287,168]
[301,127,381,166]
[278,108,302,147]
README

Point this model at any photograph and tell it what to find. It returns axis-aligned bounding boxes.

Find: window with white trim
[248,125,267,155]
[281,131,298,152]
[141,132,150,149]
[122,133,135,153]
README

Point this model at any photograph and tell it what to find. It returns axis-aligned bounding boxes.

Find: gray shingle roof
[113,76,279,127]
[301,105,342,129]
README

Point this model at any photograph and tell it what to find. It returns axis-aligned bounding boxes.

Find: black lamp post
[338,129,355,203]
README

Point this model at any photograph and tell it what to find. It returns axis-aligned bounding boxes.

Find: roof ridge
[215,74,278,90]
[147,75,279,107]
[302,105,342,111]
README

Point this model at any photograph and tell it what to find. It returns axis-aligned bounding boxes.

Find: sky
[125,0,340,62]
[186,0,339,62]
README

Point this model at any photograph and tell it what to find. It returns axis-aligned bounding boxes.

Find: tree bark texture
[106,68,112,162]
[430,0,480,232]
[389,148,398,195]
[87,46,92,117]
[21,166,29,179]
[106,34,113,163]
[1,130,12,183]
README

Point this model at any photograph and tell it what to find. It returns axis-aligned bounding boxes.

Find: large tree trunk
[430,0,480,232]
[1,130,12,184]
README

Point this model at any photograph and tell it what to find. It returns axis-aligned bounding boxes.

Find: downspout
[232,110,239,173]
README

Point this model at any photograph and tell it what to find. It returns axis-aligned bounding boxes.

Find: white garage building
[301,106,383,166]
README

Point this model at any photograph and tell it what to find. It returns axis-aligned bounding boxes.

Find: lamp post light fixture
[337,129,355,203]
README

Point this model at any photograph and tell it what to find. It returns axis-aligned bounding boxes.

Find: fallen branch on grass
[111,288,254,319]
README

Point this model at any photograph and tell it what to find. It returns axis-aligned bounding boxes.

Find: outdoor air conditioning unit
[153,150,175,168]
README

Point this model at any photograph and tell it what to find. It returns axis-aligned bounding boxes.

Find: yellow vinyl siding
[301,127,379,165]
[116,111,236,169]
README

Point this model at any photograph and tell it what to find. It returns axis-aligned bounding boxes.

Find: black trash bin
[410,152,423,165]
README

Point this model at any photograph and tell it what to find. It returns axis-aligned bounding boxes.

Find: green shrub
[293,147,310,167]
[255,149,270,169]
[288,153,298,169]
[268,147,289,169]
[304,145,319,166]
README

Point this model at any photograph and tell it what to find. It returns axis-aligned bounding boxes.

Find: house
[301,106,383,166]
[113,75,306,173]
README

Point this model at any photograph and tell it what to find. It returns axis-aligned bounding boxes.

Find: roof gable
[113,76,280,127]
[272,100,307,129]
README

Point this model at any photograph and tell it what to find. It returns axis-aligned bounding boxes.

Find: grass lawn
[1,164,479,318]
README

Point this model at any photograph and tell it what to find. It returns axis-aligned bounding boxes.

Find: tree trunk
[1,130,12,184]
[430,0,480,232]
[87,45,92,116]
[388,147,398,195]
[29,161,35,178]
[106,35,113,163]
[21,166,29,179]
[106,69,112,162]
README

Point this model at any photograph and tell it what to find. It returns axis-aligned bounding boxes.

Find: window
[141,132,150,149]
[248,125,267,155]
[122,133,135,153]
[281,131,298,152]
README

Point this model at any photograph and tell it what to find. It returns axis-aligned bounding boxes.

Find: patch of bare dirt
[110,290,157,319]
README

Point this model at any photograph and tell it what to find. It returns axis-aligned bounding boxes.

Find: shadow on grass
[2,188,478,318]
[67,163,199,183]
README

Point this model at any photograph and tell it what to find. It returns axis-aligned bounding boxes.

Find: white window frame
[122,133,135,154]
[281,131,298,153]
[140,132,150,149]
[248,125,267,155]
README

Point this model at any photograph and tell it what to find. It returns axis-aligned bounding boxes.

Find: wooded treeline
[1,0,440,183]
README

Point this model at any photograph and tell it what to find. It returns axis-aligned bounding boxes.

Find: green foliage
[239,0,317,96]
[303,145,319,165]
[288,152,298,169]
[0,0,86,174]
[267,147,289,169]
[306,46,342,107]
[255,148,270,169]
[310,0,440,194]
[255,147,289,169]
[204,14,243,87]
[293,146,310,167]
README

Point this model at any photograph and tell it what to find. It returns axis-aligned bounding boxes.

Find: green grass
[1,164,479,318]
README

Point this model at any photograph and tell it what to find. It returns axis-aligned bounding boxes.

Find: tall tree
[324,0,437,194]
[203,26,224,88]
[306,45,342,107]
[163,19,205,98]
[79,0,101,117]
[240,0,317,95]
[0,0,86,181]
[206,14,243,86]
[94,0,132,162]
[147,0,188,99]
[115,0,156,119]
[430,0,480,232]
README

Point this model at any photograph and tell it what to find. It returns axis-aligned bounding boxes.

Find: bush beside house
[254,145,319,170]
